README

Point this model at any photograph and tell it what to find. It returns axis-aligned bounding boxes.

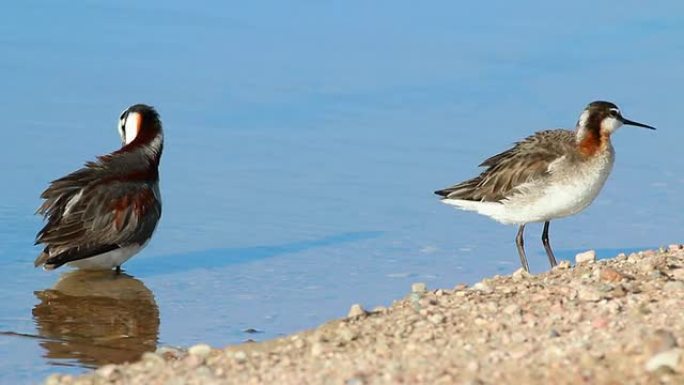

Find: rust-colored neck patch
[578,130,610,157]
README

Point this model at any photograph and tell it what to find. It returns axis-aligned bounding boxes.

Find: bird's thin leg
[542,221,558,268]
[516,224,530,272]
[115,265,121,275]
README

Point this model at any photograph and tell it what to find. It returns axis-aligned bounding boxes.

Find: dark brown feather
[35,105,163,268]
[435,129,578,202]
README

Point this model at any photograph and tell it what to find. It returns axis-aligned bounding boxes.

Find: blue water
[2,1,684,383]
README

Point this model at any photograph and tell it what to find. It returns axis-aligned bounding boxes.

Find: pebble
[311,342,325,356]
[348,303,368,318]
[234,350,247,363]
[672,268,684,281]
[412,282,427,294]
[155,346,183,360]
[183,354,203,369]
[645,348,683,372]
[293,338,306,350]
[663,281,684,291]
[577,286,602,302]
[511,268,530,281]
[141,352,165,365]
[503,304,520,316]
[428,313,445,324]
[339,327,359,342]
[188,344,212,358]
[95,365,118,379]
[471,282,492,293]
[575,250,596,264]
[599,267,627,282]
[553,260,572,270]
[668,244,682,252]
[466,360,480,371]
[646,329,678,355]
[372,305,388,313]
[45,374,63,385]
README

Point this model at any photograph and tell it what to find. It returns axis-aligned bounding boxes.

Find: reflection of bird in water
[32,270,159,368]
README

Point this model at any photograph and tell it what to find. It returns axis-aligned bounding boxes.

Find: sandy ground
[44,247,684,385]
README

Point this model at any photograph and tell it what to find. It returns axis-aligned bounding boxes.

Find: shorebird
[435,101,654,271]
[34,104,163,272]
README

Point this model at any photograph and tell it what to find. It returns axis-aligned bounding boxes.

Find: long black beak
[621,116,656,130]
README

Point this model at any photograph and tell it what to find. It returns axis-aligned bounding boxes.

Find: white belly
[443,151,614,225]
[68,244,145,270]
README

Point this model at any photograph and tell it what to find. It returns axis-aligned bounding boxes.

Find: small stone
[637,259,656,273]
[627,253,639,263]
[428,313,445,324]
[339,327,359,342]
[466,360,480,371]
[243,328,261,334]
[141,352,165,365]
[645,348,683,372]
[155,346,183,360]
[234,350,247,363]
[45,374,63,385]
[553,260,572,270]
[511,268,530,281]
[293,338,306,349]
[575,250,596,264]
[346,377,365,385]
[96,365,118,379]
[642,249,657,258]
[577,286,602,302]
[646,329,678,355]
[411,282,427,294]
[347,304,367,318]
[464,379,485,385]
[600,267,627,282]
[503,304,521,316]
[183,354,203,369]
[311,342,325,356]
[592,317,609,329]
[549,329,560,338]
[471,282,492,293]
[664,281,684,291]
[672,269,684,281]
[668,244,682,252]
[188,344,212,358]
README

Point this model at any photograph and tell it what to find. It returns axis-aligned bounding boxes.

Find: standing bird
[435,101,654,272]
[34,104,163,272]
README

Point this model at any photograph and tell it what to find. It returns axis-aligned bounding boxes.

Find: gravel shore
[45,247,684,385]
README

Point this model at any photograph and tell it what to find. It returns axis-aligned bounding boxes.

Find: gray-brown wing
[435,130,575,202]
[35,170,161,267]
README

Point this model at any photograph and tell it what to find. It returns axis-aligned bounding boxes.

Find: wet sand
[44,247,684,385]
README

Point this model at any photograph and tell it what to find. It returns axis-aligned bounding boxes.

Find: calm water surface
[2,1,684,383]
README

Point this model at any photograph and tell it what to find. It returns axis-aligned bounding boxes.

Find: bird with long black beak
[435,101,655,271]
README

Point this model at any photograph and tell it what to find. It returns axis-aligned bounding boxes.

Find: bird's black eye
[609,109,619,117]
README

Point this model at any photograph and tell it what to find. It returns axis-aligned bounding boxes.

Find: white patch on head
[601,116,623,134]
[577,109,590,128]
[123,112,142,145]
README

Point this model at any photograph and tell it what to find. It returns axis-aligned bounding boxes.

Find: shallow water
[2,1,684,383]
